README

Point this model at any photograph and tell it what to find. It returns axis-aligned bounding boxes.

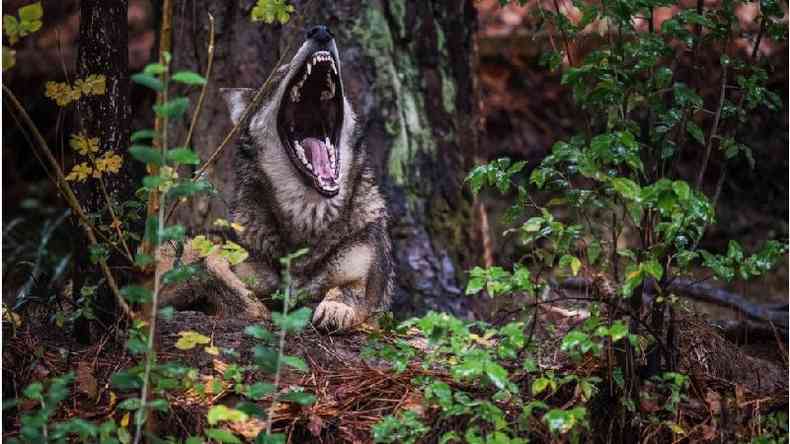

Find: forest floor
[3,292,787,443]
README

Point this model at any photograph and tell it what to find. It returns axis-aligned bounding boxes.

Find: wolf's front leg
[301,227,394,331]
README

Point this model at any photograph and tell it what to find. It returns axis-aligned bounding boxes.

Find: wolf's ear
[220,88,255,126]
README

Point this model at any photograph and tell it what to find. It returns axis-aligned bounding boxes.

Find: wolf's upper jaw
[278,49,344,196]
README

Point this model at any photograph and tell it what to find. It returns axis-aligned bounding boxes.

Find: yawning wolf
[159,25,394,331]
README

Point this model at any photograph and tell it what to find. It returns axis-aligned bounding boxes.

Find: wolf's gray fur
[160,29,394,331]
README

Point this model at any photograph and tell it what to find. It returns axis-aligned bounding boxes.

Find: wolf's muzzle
[307,25,334,45]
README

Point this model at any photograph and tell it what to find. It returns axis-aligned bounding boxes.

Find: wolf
[159,25,394,331]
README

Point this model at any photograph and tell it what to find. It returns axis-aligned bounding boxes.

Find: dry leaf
[75,361,98,399]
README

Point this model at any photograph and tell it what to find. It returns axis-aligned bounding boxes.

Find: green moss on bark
[352,4,436,187]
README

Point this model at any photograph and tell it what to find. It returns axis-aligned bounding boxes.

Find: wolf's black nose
[307,25,334,44]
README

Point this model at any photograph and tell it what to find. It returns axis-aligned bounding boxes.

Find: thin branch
[182,13,215,150]
[2,85,132,320]
[695,63,727,190]
[97,175,135,263]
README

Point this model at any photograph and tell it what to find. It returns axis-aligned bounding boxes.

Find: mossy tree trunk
[168,0,481,317]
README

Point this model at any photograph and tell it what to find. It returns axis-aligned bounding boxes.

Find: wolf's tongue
[302,137,334,180]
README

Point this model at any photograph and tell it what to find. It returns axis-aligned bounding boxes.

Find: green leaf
[244,324,275,341]
[207,405,249,425]
[608,322,628,342]
[171,71,207,85]
[166,180,214,199]
[251,0,295,24]
[587,240,602,265]
[204,428,241,444]
[131,73,164,92]
[154,97,190,118]
[131,129,156,142]
[672,180,690,201]
[142,175,165,190]
[162,264,198,285]
[246,383,275,400]
[159,224,186,242]
[118,398,142,410]
[641,259,663,280]
[221,241,249,265]
[256,433,286,444]
[622,268,643,297]
[129,145,163,166]
[611,177,641,201]
[532,377,551,395]
[523,217,543,232]
[111,371,142,390]
[166,147,201,165]
[280,389,316,405]
[686,121,705,145]
[18,3,43,22]
[253,346,279,373]
[483,362,510,390]
[272,307,312,333]
[143,63,166,76]
[281,355,308,372]
[120,286,152,304]
[559,255,582,276]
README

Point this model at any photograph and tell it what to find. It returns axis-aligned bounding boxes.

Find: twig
[164,12,216,224]
[97,175,135,263]
[2,85,132,320]
[695,41,731,191]
[182,13,215,150]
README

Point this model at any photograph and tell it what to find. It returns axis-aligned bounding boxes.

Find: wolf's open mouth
[278,50,343,196]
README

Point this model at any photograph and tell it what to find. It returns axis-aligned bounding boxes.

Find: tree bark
[74,0,133,335]
[169,0,481,317]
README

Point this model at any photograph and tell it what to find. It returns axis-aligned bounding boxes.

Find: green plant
[463,0,787,438]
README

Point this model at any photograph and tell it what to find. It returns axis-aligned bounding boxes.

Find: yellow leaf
[175,330,211,350]
[69,132,99,156]
[205,346,220,356]
[65,163,93,182]
[230,223,246,233]
[120,412,130,428]
[3,46,15,71]
[84,74,106,95]
[2,305,21,327]
[158,166,178,192]
[105,153,122,173]
[45,81,76,107]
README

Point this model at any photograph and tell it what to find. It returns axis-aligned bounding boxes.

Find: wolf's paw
[313,300,358,331]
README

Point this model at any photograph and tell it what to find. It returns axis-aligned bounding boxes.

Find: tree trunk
[74,0,133,336]
[169,0,481,317]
